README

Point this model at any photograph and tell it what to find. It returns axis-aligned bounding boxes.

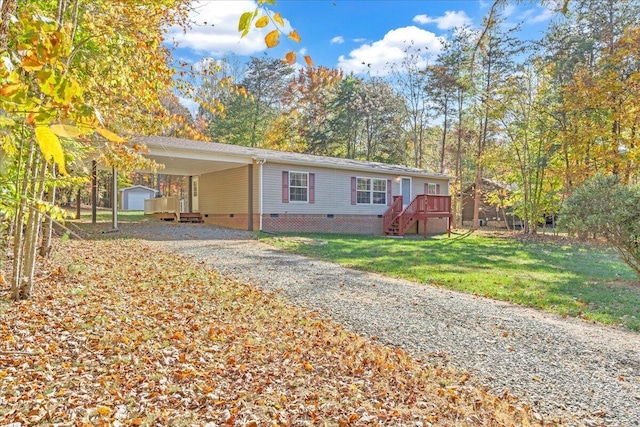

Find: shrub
[559,175,640,277]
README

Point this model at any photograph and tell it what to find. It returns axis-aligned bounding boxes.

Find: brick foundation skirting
[203,213,449,235]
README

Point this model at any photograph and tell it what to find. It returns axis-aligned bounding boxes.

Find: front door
[401,177,411,207]
[192,176,199,212]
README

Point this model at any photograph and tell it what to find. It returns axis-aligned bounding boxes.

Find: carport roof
[136,136,453,180]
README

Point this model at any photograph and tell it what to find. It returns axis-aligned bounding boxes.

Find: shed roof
[119,185,158,193]
[136,136,452,180]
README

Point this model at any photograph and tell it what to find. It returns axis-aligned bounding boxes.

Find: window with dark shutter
[282,171,289,203]
[309,173,315,204]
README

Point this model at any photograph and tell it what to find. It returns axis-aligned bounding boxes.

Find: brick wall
[204,213,450,235]
[262,214,383,235]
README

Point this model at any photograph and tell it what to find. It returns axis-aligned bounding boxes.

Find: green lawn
[68,209,151,223]
[262,231,640,331]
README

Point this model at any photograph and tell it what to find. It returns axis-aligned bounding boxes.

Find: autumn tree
[542,0,640,189]
[206,56,294,147]
[388,44,431,168]
[490,61,563,232]
[0,0,190,299]
[266,66,343,154]
[469,17,523,230]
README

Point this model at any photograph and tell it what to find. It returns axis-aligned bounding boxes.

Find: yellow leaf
[273,12,284,26]
[255,16,269,28]
[285,51,296,65]
[0,83,22,97]
[96,127,125,143]
[238,11,253,36]
[288,30,301,43]
[304,55,314,67]
[96,406,111,417]
[265,30,279,48]
[50,124,83,139]
[21,57,43,72]
[35,126,67,175]
[303,362,313,371]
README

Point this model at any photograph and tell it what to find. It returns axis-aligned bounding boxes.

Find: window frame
[356,177,387,205]
[426,182,438,195]
[288,171,309,203]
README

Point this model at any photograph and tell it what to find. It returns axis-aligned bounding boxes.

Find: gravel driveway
[116,222,640,426]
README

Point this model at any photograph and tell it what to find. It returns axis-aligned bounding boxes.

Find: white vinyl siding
[263,163,448,215]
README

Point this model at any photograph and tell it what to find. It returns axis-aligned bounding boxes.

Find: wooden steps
[156,213,177,221]
[178,212,204,223]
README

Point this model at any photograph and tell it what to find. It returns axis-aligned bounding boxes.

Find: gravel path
[117,222,640,426]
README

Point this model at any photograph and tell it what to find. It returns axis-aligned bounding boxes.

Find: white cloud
[527,7,555,24]
[166,0,291,57]
[412,10,472,30]
[353,38,367,43]
[330,36,345,44]
[502,4,517,19]
[178,97,199,116]
[337,26,442,76]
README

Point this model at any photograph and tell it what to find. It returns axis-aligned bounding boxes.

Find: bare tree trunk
[20,157,47,299]
[472,166,482,230]
[40,165,56,257]
[440,102,448,174]
[10,138,36,300]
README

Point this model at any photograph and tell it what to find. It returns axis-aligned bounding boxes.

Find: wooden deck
[145,196,203,223]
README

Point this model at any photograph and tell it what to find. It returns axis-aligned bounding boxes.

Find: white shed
[120,185,158,211]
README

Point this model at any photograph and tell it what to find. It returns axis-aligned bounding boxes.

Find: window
[356,178,371,204]
[289,171,308,202]
[356,177,387,205]
[426,183,441,195]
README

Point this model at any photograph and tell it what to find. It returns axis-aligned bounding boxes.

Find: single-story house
[120,185,158,211]
[135,136,453,235]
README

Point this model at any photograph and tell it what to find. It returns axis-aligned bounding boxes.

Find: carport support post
[188,176,193,213]
[247,164,254,231]
[91,160,97,224]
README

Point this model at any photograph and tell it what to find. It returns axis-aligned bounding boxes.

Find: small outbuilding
[120,185,158,211]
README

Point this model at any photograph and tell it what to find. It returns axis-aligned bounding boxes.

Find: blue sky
[167,0,555,77]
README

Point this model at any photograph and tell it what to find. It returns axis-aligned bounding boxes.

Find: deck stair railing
[382,196,404,236]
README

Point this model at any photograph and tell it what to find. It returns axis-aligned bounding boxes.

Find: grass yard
[67,208,151,223]
[262,231,640,332]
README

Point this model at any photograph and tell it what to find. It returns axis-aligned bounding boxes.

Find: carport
[91,136,264,232]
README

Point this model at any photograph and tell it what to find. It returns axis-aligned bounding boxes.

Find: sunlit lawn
[262,231,640,331]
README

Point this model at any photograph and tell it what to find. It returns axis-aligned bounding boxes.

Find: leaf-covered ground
[1,239,553,426]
